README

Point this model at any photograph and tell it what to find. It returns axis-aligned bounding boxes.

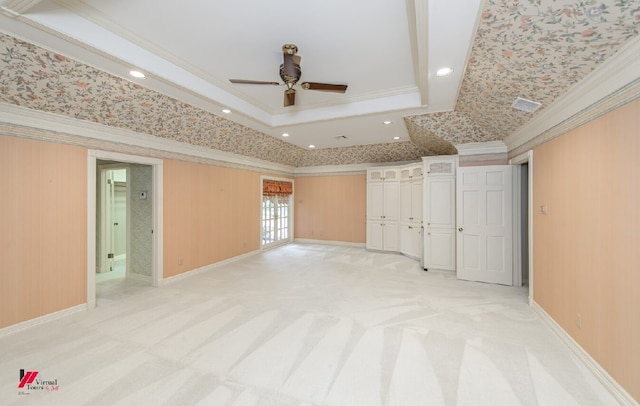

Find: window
[261,179,293,247]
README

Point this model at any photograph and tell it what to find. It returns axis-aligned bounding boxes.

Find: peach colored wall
[163,159,262,277]
[294,175,366,243]
[533,98,640,402]
[0,135,87,329]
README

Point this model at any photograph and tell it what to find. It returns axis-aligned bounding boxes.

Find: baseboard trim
[294,239,366,248]
[0,304,87,338]
[126,272,152,283]
[531,301,639,406]
[160,249,261,286]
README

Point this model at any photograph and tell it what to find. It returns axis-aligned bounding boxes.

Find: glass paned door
[262,195,290,246]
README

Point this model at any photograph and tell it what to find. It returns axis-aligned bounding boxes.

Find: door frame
[87,150,163,309]
[509,150,534,305]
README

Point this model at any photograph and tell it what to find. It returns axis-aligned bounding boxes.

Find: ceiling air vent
[511,97,542,113]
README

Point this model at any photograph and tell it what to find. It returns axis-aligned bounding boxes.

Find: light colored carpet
[0,244,617,405]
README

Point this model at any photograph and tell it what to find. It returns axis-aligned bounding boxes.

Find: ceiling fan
[229,44,348,107]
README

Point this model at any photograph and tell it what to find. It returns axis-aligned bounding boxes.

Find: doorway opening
[87,151,163,309]
[96,163,128,286]
[261,178,293,248]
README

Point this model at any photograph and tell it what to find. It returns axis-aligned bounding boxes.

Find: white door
[456,166,513,285]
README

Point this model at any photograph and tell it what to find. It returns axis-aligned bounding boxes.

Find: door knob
[458,227,463,232]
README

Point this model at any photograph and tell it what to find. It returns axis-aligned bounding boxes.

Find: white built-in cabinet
[367,163,423,258]
[367,158,457,269]
[422,156,457,271]
[366,168,400,251]
[399,165,423,259]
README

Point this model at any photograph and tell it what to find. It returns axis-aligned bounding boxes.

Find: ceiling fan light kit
[229,44,348,107]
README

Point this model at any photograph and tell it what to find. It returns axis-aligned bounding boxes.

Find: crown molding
[294,163,370,176]
[0,0,43,15]
[504,36,640,154]
[456,140,507,156]
[406,0,429,106]
[0,103,294,174]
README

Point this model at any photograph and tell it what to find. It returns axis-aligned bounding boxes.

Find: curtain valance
[263,180,293,196]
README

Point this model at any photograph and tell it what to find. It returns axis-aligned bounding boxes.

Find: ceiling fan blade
[284,89,296,107]
[301,82,348,93]
[229,79,280,85]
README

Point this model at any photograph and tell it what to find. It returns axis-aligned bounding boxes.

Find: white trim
[87,150,163,308]
[505,36,640,153]
[294,238,366,248]
[0,304,86,338]
[160,249,261,286]
[0,103,294,174]
[510,150,534,305]
[0,0,45,15]
[126,273,152,283]
[456,140,507,156]
[532,301,639,406]
[294,163,370,176]
[86,155,97,309]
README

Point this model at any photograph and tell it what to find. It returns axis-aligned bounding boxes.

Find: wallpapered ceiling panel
[0,33,429,167]
[455,0,640,139]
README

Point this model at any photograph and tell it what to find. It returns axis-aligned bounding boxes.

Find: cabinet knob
[458,227,464,232]
[408,226,413,229]
[381,215,386,219]
[409,217,414,220]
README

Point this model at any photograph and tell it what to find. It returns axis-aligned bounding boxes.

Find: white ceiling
[0,0,484,149]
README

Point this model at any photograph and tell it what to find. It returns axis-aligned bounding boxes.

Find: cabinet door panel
[400,182,412,221]
[367,222,384,250]
[367,182,384,220]
[383,222,399,252]
[383,182,399,221]
[425,177,454,228]
[424,228,455,270]
[410,181,423,221]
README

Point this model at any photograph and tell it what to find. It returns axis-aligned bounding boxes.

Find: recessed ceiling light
[282,133,289,137]
[383,121,392,125]
[393,136,401,140]
[308,144,316,149]
[222,109,231,114]
[436,67,454,77]
[128,70,145,79]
